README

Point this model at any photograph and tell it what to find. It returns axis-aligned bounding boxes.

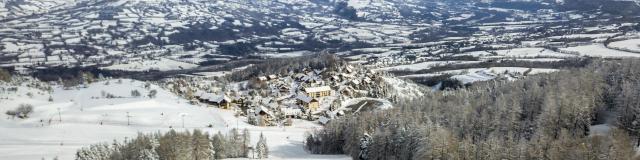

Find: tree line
[227,54,343,81]
[76,128,269,160]
[306,58,640,160]
[388,58,592,76]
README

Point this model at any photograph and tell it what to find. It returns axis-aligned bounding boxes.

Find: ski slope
[0,79,349,160]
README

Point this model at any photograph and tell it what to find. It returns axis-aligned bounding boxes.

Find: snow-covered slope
[382,76,425,99]
[100,58,198,72]
[444,67,559,84]
[0,79,349,160]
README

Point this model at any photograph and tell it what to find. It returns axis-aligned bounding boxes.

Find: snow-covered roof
[351,79,361,85]
[256,106,274,116]
[304,86,331,93]
[276,94,293,101]
[201,93,213,100]
[208,94,231,103]
[301,76,313,82]
[319,116,330,125]
[281,108,302,116]
[266,103,278,109]
[340,73,355,78]
[363,77,372,83]
[296,94,313,103]
[195,91,205,97]
[294,73,306,78]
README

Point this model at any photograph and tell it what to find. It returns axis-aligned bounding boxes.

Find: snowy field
[376,61,481,72]
[608,39,640,53]
[492,48,576,58]
[456,48,575,58]
[0,79,349,160]
[381,77,424,99]
[100,58,199,72]
[440,67,559,84]
[547,33,618,41]
[561,44,640,58]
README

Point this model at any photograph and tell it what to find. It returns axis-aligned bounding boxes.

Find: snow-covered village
[3,0,640,159]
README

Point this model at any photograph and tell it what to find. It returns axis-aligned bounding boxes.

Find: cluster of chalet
[296,86,331,113]
[187,64,383,127]
[193,91,237,110]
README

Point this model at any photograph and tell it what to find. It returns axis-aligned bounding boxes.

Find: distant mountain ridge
[0,0,83,19]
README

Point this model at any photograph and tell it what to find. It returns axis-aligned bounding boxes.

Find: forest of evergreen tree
[76,128,266,160]
[306,59,640,160]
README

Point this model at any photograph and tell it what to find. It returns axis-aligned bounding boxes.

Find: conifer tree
[256,132,269,159]
[242,128,251,157]
[192,130,213,160]
[211,131,227,159]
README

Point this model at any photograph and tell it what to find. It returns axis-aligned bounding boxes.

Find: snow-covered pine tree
[137,148,159,160]
[93,143,114,160]
[207,141,216,160]
[211,131,227,159]
[156,130,179,159]
[242,128,251,157]
[174,131,193,160]
[256,132,269,159]
[148,89,158,98]
[115,134,159,160]
[109,140,124,160]
[358,133,372,160]
[228,128,242,157]
[131,90,141,97]
[75,147,92,160]
[248,113,257,125]
[192,129,213,160]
